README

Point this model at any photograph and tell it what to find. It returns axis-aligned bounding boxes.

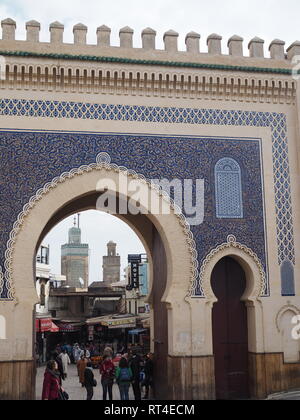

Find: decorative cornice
[1,152,199,301]
[0,60,296,105]
[0,49,296,75]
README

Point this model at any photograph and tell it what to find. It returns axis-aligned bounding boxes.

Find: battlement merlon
[0,19,299,73]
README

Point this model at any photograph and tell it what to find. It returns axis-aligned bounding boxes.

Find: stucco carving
[199,235,266,300]
[275,303,300,332]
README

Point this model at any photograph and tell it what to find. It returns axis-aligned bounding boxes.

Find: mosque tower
[102,241,121,283]
[61,214,89,288]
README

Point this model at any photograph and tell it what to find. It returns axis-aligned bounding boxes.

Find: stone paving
[36,364,135,401]
[267,390,300,401]
[37,365,300,400]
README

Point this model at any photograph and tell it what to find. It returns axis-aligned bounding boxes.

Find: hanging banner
[58,323,81,332]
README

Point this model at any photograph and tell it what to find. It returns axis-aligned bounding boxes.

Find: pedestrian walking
[42,360,66,401]
[142,353,154,399]
[103,346,113,358]
[100,355,115,400]
[116,357,132,400]
[59,349,71,379]
[73,343,83,364]
[129,351,142,400]
[83,347,90,359]
[112,339,118,355]
[84,361,97,400]
[53,351,64,383]
[77,355,88,387]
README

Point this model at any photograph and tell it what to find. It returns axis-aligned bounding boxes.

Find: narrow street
[36,364,135,401]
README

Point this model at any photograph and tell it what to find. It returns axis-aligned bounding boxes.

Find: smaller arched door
[211,257,249,400]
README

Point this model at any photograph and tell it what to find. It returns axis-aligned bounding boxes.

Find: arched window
[215,157,243,219]
[281,260,295,296]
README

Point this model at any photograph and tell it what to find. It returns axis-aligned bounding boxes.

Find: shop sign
[101,318,136,329]
[108,323,136,329]
[58,323,81,332]
[39,319,52,332]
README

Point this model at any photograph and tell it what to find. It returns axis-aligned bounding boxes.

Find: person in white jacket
[59,349,71,379]
[73,344,83,363]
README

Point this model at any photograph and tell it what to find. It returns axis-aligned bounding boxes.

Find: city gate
[0,19,300,399]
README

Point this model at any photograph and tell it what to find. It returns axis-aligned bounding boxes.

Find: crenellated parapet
[0,18,299,61]
[0,19,298,104]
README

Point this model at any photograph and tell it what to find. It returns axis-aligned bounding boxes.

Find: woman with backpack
[100,355,115,400]
[116,357,133,400]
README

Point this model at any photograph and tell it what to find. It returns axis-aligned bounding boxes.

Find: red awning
[50,322,59,333]
[36,318,58,333]
[40,318,52,332]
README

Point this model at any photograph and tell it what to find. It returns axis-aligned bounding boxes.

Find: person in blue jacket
[115,357,133,400]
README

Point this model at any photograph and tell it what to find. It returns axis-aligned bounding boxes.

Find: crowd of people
[41,342,154,401]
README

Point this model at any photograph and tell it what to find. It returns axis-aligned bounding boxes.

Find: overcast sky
[43,210,146,284]
[0,0,300,52]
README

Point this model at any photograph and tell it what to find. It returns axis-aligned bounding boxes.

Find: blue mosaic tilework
[0,99,294,272]
[215,158,243,219]
[0,131,267,299]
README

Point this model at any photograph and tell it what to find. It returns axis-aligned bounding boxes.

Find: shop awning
[36,318,52,332]
[128,328,147,335]
[50,322,59,333]
[86,316,136,329]
[36,318,59,333]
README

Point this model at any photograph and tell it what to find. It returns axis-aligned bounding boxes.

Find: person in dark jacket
[84,361,96,400]
[129,351,142,400]
[142,353,154,399]
[42,360,62,400]
[53,351,64,382]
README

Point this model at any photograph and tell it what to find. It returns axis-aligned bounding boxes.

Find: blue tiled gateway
[0,20,299,400]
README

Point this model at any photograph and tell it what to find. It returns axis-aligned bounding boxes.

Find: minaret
[61,214,89,288]
[102,241,121,283]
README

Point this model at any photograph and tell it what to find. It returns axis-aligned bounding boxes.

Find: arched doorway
[211,256,249,400]
[1,155,197,400]
[34,192,169,399]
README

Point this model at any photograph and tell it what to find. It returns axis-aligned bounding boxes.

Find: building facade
[0,18,300,400]
[61,220,89,288]
[125,256,150,316]
[35,246,65,364]
[102,241,121,284]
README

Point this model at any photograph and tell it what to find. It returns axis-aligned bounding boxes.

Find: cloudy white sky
[4,0,299,282]
[43,210,146,284]
[0,0,300,52]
